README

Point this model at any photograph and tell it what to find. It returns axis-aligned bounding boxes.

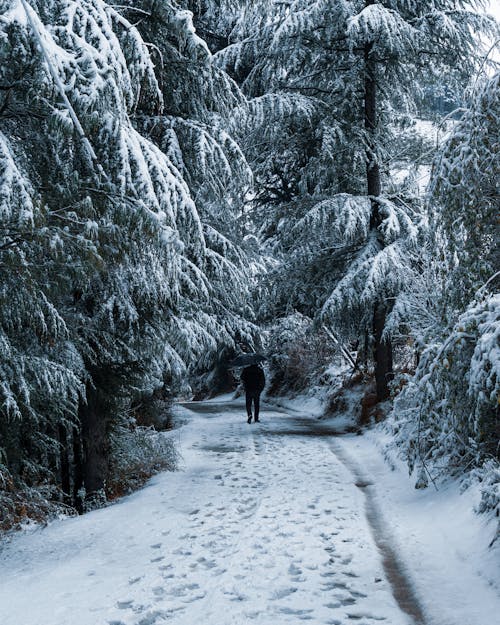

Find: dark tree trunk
[364,41,381,209]
[373,304,393,400]
[58,423,71,506]
[364,20,393,401]
[79,380,109,504]
[72,426,85,513]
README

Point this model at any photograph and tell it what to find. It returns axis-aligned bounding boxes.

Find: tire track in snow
[328,439,427,625]
[186,401,418,625]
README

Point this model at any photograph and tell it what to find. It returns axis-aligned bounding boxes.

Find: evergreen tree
[118,0,256,390]
[0,0,254,518]
[216,0,496,399]
[389,71,499,488]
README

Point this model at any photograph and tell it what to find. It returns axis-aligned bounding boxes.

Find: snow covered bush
[107,422,179,500]
[388,72,500,501]
[0,462,77,532]
[266,314,339,395]
[391,295,499,476]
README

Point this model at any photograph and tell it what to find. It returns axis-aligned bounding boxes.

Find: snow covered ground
[0,396,498,625]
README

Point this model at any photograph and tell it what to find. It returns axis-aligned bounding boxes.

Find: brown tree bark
[364,16,393,401]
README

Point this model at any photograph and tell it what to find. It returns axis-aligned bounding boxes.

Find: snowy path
[0,398,496,625]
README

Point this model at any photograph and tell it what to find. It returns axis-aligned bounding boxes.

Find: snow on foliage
[390,295,499,483]
[300,192,424,339]
[0,0,255,518]
[290,195,371,247]
[347,4,419,52]
[388,71,499,501]
[218,0,493,338]
[0,132,34,225]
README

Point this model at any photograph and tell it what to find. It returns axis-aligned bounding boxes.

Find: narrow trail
[265,413,427,624]
[0,398,425,625]
[329,441,426,625]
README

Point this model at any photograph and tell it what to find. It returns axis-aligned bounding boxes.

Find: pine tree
[118,1,257,390]
[0,0,255,518]
[389,71,499,487]
[215,0,496,399]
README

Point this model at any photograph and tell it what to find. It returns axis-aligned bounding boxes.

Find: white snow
[0,396,498,625]
[265,393,326,418]
[338,428,500,625]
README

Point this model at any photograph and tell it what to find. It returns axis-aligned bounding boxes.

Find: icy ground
[0,396,498,625]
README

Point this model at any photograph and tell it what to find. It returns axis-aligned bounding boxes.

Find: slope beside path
[0,397,498,625]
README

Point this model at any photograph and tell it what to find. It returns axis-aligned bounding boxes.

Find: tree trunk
[79,380,109,505]
[58,423,71,506]
[364,40,381,211]
[364,19,393,401]
[373,303,393,400]
[72,426,85,513]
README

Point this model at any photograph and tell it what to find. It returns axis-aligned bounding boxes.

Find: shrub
[107,423,179,500]
[266,313,339,395]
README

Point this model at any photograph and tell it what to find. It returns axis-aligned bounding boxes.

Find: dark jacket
[241,364,265,393]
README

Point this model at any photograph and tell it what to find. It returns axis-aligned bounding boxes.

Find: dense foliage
[0,0,498,529]
[388,72,499,498]
[212,0,497,399]
[0,0,254,526]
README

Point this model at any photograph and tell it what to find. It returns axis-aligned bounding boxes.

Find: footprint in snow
[196,556,217,569]
[134,609,175,625]
[324,601,342,609]
[167,582,200,598]
[271,587,298,600]
[338,596,357,606]
[223,587,249,602]
[182,592,206,603]
[150,556,164,563]
[279,607,314,616]
[158,563,173,571]
[152,586,165,597]
[116,599,134,609]
[288,563,303,577]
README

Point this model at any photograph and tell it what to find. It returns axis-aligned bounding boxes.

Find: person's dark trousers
[246,391,261,421]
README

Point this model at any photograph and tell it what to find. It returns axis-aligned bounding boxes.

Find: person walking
[241,364,265,424]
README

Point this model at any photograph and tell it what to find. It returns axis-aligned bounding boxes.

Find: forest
[0,0,498,533]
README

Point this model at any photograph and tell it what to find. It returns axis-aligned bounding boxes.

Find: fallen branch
[322,325,358,370]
